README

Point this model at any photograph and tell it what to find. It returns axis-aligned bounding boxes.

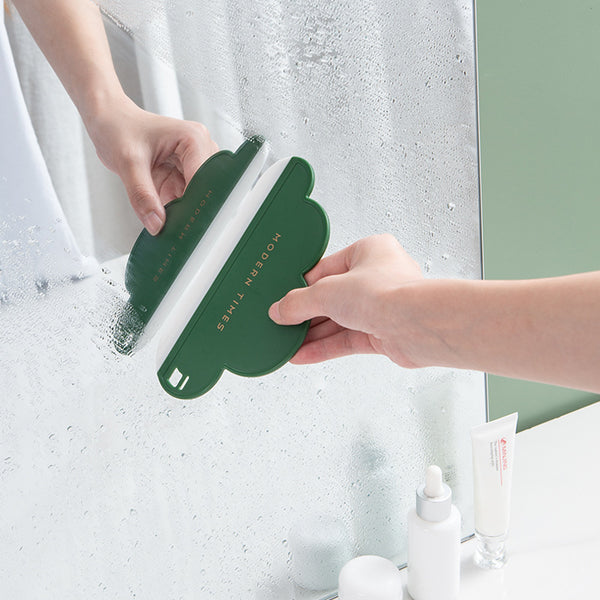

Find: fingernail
[143,211,163,236]
[268,301,281,322]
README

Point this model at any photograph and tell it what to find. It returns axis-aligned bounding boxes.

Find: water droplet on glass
[35,279,49,295]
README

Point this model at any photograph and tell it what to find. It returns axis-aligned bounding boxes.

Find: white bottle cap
[416,465,452,522]
[338,555,403,600]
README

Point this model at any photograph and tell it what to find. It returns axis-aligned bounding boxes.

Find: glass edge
[471,0,490,423]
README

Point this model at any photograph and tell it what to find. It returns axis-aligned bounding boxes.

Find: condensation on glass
[0,1,484,598]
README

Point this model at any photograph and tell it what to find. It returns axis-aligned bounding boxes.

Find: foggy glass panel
[0,1,485,599]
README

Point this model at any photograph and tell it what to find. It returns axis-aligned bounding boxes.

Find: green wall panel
[476,0,600,430]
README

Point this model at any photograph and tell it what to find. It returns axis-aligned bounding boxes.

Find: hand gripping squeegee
[114,136,330,399]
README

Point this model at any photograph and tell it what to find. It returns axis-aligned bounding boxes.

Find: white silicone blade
[155,155,293,368]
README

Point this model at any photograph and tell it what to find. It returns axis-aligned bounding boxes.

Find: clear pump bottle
[407,465,461,600]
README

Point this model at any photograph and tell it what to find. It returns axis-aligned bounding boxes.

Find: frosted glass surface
[1,1,485,598]
[100,0,481,276]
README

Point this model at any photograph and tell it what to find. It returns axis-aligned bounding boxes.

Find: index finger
[304,244,354,285]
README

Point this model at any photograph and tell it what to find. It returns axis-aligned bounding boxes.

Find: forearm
[11,0,217,233]
[396,273,600,392]
[11,0,128,124]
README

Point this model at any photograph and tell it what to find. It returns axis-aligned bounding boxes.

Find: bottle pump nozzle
[416,464,452,522]
[424,465,445,498]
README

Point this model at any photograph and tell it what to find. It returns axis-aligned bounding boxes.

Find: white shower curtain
[0,4,97,295]
[4,5,148,262]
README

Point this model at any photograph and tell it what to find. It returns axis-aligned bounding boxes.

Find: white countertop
[401,401,600,599]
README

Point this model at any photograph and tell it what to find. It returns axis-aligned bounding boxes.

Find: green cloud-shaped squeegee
[114,136,330,399]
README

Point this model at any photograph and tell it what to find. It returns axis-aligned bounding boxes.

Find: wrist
[82,93,146,170]
[383,279,472,369]
[79,87,136,140]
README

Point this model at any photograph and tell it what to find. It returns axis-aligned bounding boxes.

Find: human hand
[268,234,427,367]
[86,97,218,235]
[270,234,600,392]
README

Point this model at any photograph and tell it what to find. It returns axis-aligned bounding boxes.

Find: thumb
[122,164,166,235]
[269,286,323,325]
